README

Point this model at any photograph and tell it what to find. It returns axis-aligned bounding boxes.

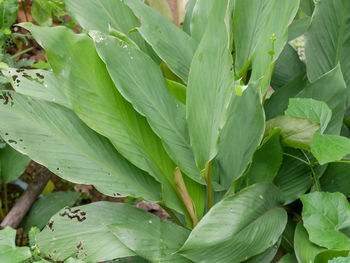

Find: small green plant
[1,0,350,262]
[31,0,66,26]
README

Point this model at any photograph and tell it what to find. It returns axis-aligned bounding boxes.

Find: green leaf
[320,163,350,197]
[0,227,31,263]
[285,98,332,133]
[183,0,196,34]
[233,0,275,75]
[274,149,313,204]
[328,257,350,263]
[108,210,190,262]
[179,183,287,262]
[250,0,299,84]
[2,68,71,109]
[65,0,151,58]
[0,143,30,183]
[242,243,280,263]
[0,0,18,28]
[288,16,311,41]
[279,254,298,263]
[265,74,308,120]
[294,222,325,263]
[311,132,350,165]
[305,0,350,94]
[92,32,201,184]
[23,24,186,213]
[271,44,306,90]
[36,202,139,262]
[216,84,265,189]
[126,0,197,83]
[244,129,283,185]
[0,91,161,201]
[31,0,53,26]
[187,0,233,172]
[300,0,314,16]
[266,116,320,150]
[297,65,347,135]
[301,191,350,250]
[164,78,186,104]
[22,191,80,233]
[315,251,350,263]
[189,0,214,42]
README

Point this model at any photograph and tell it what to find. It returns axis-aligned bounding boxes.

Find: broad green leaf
[146,0,173,22]
[108,209,190,262]
[0,144,30,183]
[22,191,80,233]
[288,17,311,41]
[179,183,287,262]
[165,78,186,104]
[0,227,31,263]
[187,0,233,172]
[126,0,197,83]
[243,243,280,263]
[0,0,18,29]
[244,129,283,185]
[305,0,350,93]
[271,44,306,90]
[315,251,350,263]
[250,0,299,85]
[233,0,275,75]
[0,91,161,201]
[2,68,71,108]
[300,0,314,16]
[320,163,350,197]
[92,32,201,184]
[279,254,298,263]
[36,202,138,262]
[297,65,347,135]
[281,219,296,254]
[31,0,53,26]
[311,132,350,165]
[216,84,265,189]
[23,24,185,213]
[65,0,150,57]
[294,222,325,263]
[266,116,320,150]
[265,74,308,120]
[329,257,350,263]
[274,148,313,204]
[285,98,332,133]
[189,0,214,42]
[301,192,350,250]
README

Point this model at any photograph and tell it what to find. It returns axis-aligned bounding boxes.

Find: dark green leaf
[320,163,350,197]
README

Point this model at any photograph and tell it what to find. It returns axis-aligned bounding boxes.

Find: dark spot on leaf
[8,139,17,144]
[76,241,82,250]
[36,72,45,79]
[12,75,18,82]
[47,219,54,231]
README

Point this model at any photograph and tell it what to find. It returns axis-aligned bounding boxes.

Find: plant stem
[205,162,212,211]
[283,152,309,165]
[11,47,34,59]
[301,150,321,191]
[20,0,29,22]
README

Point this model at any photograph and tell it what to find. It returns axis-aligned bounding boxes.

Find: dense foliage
[1,0,350,262]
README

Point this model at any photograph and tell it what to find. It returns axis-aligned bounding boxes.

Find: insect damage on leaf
[59,207,87,222]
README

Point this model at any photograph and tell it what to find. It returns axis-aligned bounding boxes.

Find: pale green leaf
[285,98,332,133]
[187,0,233,171]
[0,91,161,201]
[36,202,138,262]
[31,0,53,26]
[266,116,320,150]
[216,84,265,189]
[165,78,186,104]
[179,183,287,262]
[294,222,325,263]
[328,257,350,263]
[305,0,350,94]
[315,251,350,263]
[189,0,214,42]
[301,191,350,250]
[0,227,31,263]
